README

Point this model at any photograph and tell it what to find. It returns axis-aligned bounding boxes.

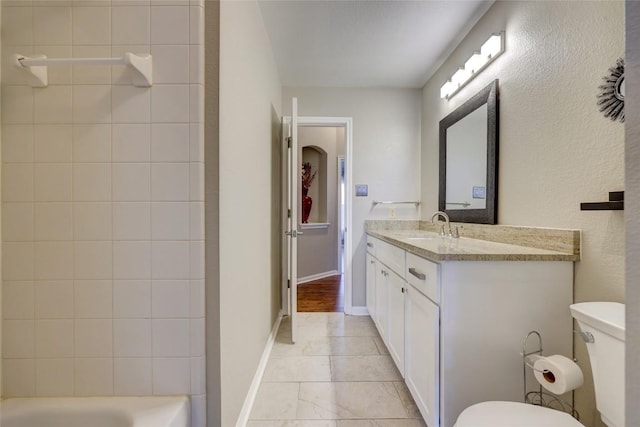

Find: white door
[282,97,300,343]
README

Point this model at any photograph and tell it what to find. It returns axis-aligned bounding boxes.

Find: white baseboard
[350,306,369,316]
[297,270,339,284]
[236,310,283,427]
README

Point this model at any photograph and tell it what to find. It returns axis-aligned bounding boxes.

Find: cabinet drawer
[406,252,439,303]
[366,235,378,256]
[377,240,406,278]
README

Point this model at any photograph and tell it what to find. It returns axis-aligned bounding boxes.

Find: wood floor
[297,274,344,312]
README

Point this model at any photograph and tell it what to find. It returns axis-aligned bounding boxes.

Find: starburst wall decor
[597,57,625,123]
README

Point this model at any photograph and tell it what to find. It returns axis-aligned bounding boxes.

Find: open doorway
[296,121,351,313]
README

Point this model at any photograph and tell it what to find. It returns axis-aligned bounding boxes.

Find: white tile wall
[112,6,150,46]
[114,318,151,357]
[113,241,151,279]
[2,203,34,241]
[112,124,150,161]
[114,357,152,395]
[35,281,73,318]
[74,280,113,318]
[3,164,34,201]
[113,280,151,318]
[72,7,112,46]
[2,282,35,319]
[3,125,34,163]
[152,280,190,317]
[1,1,206,425]
[73,203,113,240]
[75,358,114,396]
[36,358,74,396]
[113,202,151,239]
[34,125,73,162]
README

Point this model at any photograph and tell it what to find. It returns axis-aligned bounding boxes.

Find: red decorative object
[302,187,312,223]
[301,162,317,224]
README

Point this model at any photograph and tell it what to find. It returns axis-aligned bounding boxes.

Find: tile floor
[247,312,427,427]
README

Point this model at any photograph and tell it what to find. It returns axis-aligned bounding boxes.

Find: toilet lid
[455,401,583,427]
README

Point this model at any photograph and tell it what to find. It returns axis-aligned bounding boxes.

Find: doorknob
[285,230,304,237]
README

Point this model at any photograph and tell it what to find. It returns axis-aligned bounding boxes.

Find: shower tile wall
[0,1,205,426]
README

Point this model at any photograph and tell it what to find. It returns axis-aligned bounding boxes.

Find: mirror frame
[439,79,499,224]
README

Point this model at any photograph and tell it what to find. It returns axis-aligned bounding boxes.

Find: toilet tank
[570,302,625,427]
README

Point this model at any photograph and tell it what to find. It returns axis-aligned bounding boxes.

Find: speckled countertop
[367,229,580,262]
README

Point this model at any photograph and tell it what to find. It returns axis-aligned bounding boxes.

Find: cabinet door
[387,270,406,376]
[366,253,376,320]
[405,286,439,427]
[375,267,388,339]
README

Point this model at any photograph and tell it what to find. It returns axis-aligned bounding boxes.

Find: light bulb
[451,68,471,87]
[440,81,453,99]
[464,53,487,74]
[481,34,502,58]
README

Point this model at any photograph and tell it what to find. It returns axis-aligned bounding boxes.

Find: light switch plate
[473,186,486,199]
[355,184,368,197]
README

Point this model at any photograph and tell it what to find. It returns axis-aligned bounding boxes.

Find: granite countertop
[367,229,580,262]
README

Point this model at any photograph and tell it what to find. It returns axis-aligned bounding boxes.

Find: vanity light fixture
[440,32,505,100]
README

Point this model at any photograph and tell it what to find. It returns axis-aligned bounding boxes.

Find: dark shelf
[580,191,624,211]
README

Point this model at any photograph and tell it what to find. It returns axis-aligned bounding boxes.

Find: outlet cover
[355,184,368,197]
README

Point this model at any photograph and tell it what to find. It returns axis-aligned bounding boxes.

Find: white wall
[0,1,3,399]
[625,1,640,424]
[0,1,205,424]
[219,1,282,425]
[421,2,624,425]
[298,126,343,280]
[282,87,421,307]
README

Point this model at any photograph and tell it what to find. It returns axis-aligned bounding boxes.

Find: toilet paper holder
[521,331,580,421]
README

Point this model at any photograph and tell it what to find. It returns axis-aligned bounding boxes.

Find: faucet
[431,211,458,238]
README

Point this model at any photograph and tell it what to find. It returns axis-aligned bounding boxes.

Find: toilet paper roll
[533,355,584,394]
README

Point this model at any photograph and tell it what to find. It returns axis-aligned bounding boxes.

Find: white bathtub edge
[0,395,191,427]
[235,309,283,427]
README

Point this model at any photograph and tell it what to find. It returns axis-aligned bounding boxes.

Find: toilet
[455,302,625,427]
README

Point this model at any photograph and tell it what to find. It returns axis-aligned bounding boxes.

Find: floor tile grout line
[255,313,425,425]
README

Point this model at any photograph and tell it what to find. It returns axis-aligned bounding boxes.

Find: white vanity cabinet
[405,284,439,427]
[374,266,388,339]
[401,245,441,425]
[387,269,406,375]
[365,234,574,427]
[365,252,377,320]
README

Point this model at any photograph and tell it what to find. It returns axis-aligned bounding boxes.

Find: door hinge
[288,209,291,218]
[287,279,291,289]
[287,137,292,148]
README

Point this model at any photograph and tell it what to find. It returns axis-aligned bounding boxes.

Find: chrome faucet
[431,211,458,238]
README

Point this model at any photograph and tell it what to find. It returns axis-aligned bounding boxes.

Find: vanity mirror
[439,79,498,224]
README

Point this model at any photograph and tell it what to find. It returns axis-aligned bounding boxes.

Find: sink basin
[405,236,438,241]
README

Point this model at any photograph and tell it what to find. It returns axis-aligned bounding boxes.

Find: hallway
[247,313,426,426]
[298,275,345,313]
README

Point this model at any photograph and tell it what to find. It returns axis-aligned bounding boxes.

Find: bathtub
[0,395,190,427]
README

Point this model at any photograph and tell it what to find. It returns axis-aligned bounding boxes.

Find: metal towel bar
[372,200,420,206]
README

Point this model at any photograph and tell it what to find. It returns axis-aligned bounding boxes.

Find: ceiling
[258,0,494,89]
